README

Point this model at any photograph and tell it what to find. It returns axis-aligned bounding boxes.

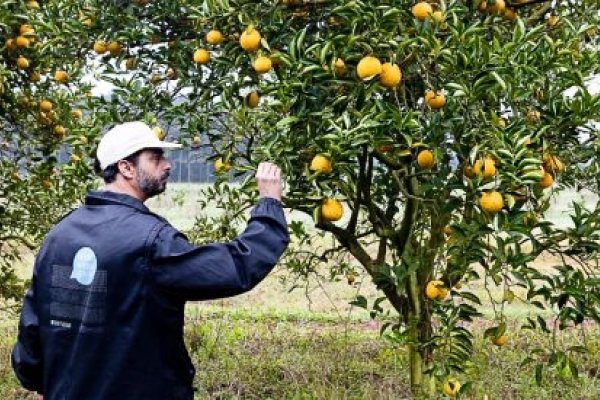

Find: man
[12,121,289,399]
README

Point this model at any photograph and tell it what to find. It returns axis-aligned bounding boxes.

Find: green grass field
[1,183,598,399]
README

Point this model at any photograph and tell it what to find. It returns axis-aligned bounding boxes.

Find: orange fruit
[246,91,260,108]
[412,2,433,20]
[543,154,564,173]
[16,56,30,69]
[321,198,343,222]
[54,70,69,83]
[356,56,382,80]
[431,11,445,23]
[71,109,83,119]
[473,157,496,178]
[15,36,30,48]
[253,56,272,74]
[107,41,122,56]
[492,335,507,346]
[310,154,332,174]
[417,149,435,169]
[334,58,346,76]
[538,172,554,189]
[29,71,41,82]
[480,191,504,214]
[53,125,66,137]
[193,49,210,64]
[425,280,448,300]
[206,30,224,45]
[6,39,17,51]
[214,157,232,173]
[425,90,446,109]
[240,27,261,52]
[443,378,461,398]
[20,24,34,35]
[379,63,402,88]
[547,15,559,27]
[93,41,107,54]
[463,163,476,178]
[488,0,506,14]
[152,126,166,140]
[504,8,517,21]
[26,1,40,10]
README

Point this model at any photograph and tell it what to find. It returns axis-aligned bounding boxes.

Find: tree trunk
[408,265,435,396]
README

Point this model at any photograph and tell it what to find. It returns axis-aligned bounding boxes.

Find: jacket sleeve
[149,197,290,301]
[11,261,44,394]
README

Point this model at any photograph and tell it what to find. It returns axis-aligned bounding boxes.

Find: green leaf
[535,363,544,386]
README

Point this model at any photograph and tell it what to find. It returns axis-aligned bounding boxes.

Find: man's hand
[256,162,282,202]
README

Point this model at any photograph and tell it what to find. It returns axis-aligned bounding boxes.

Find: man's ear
[117,160,136,179]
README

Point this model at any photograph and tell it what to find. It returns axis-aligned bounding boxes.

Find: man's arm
[149,162,290,301]
[12,262,44,394]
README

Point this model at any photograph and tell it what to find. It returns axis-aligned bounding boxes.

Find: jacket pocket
[49,264,107,327]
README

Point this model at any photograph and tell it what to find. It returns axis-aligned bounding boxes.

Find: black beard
[137,170,169,198]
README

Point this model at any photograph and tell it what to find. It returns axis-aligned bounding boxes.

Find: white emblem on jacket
[70,247,97,285]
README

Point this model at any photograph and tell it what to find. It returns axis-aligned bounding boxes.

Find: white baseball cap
[96,121,182,170]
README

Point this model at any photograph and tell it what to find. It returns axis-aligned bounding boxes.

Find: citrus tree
[3,0,600,396]
[0,0,98,302]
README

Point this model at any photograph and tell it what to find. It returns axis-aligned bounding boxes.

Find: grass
[2,183,599,399]
[1,308,598,399]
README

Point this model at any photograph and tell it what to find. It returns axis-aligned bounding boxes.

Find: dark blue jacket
[12,190,289,399]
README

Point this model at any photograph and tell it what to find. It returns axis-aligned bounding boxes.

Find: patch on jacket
[50,248,107,326]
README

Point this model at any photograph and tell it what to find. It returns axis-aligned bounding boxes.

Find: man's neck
[104,181,147,203]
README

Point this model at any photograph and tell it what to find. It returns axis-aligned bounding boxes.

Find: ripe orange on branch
[253,56,272,74]
[412,2,433,21]
[425,90,446,109]
[206,30,224,45]
[240,27,261,52]
[15,36,30,48]
[193,49,210,64]
[54,70,69,83]
[321,198,343,222]
[214,157,232,173]
[543,154,564,173]
[93,41,107,54]
[538,172,554,189]
[246,91,260,108]
[16,56,30,69]
[39,100,53,112]
[356,56,382,80]
[426,280,448,300]
[480,191,504,214]
[473,157,496,178]
[443,378,461,398]
[417,149,435,169]
[107,41,122,56]
[379,63,402,88]
[492,335,507,346]
[310,154,332,174]
[334,58,346,76]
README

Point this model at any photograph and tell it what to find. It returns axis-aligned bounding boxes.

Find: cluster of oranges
[193,26,266,110]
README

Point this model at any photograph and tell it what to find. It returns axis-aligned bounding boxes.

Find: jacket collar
[85,190,150,213]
